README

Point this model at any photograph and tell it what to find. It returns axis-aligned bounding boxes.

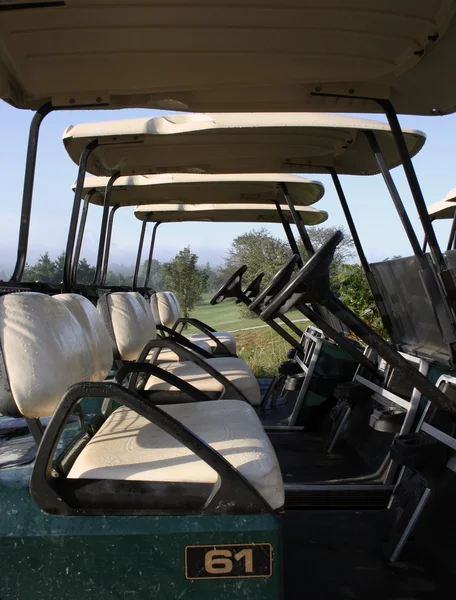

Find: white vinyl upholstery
[69,401,284,510]
[145,357,261,406]
[0,293,112,418]
[98,291,156,361]
[98,291,211,362]
[150,291,181,329]
[150,291,237,354]
[153,340,212,363]
[186,331,236,355]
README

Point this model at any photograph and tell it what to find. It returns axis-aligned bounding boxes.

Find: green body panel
[0,464,282,600]
[295,340,359,426]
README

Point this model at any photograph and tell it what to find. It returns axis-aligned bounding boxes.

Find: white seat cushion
[151,291,237,354]
[145,357,261,406]
[0,293,112,418]
[68,401,284,510]
[149,339,213,363]
[186,331,236,355]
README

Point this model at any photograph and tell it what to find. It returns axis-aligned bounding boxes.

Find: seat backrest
[0,293,112,418]
[98,291,157,361]
[150,291,182,328]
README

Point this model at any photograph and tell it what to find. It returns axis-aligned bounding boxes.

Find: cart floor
[269,431,373,483]
[283,509,453,599]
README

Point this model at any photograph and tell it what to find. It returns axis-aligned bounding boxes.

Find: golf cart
[3,2,456,599]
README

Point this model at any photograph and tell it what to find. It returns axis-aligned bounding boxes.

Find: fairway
[189,293,308,333]
[187,294,309,376]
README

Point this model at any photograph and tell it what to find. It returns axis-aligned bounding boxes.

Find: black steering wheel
[210,264,248,305]
[260,231,343,321]
[249,255,300,313]
[235,272,265,304]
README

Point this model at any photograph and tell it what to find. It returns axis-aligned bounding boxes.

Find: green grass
[234,327,293,377]
[188,293,307,333]
[186,293,308,377]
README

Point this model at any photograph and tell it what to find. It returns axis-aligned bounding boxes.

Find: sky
[1,101,456,280]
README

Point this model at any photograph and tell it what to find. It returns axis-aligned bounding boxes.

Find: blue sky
[1,101,456,279]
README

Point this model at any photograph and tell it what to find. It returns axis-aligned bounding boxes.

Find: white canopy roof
[134,203,328,225]
[1,1,456,115]
[63,113,425,177]
[428,188,456,219]
[77,173,324,207]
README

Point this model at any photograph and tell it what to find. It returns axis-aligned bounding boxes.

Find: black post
[93,171,120,286]
[448,212,456,252]
[279,313,303,337]
[133,217,149,292]
[10,103,53,282]
[280,182,315,257]
[273,200,304,268]
[327,167,370,275]
[364,130,425,259]
[63,140,99,292]
[100,204,121,287]
[143,221,162,290]
[71,190,94,284]
[377,99,446,271]
[328,167,394,335]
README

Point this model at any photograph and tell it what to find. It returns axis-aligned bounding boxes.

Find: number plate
[185,543,273,580]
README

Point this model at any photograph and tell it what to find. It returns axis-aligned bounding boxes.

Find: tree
[337,263,387,337]
[204,262,225,293]
[77,258,96,284]
[24,252,57,282]
[163,247,208,318]
[52,251,66,283]
[222,227,292,282]
[139,258,167,290]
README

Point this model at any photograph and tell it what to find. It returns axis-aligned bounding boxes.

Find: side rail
[30,380,274,517]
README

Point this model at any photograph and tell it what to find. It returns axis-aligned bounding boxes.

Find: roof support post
[448,212,456,251]
[143,221,162,290]
[93,171,121,286]
[280,182,315,257]
[364,129,456,346]
[71,189,95,284]
[363,130,425,259]
[132,217,149,292]
[100,204,121,287]
[10,102,53,282]
[327,166,393,335]
[63,140,99,292]
[376,99,446,270]
[272,199,304,268]
[327,167,370,275]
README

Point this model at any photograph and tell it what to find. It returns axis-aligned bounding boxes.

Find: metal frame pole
[10,103,53,282]
[280,182,315,257]
[327,166,394,335]
[364,130,456,340]
[273,200,304,268]
[327,167,370,275]
[63,140,99,292]
[448,211,456,251]
[92,171,121,286]
[71,190,95,284]
[377,99,446,270]
[363,130,425,259]
[132,217,149,291]
[143,221,162,290]
[100,204,121,287]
